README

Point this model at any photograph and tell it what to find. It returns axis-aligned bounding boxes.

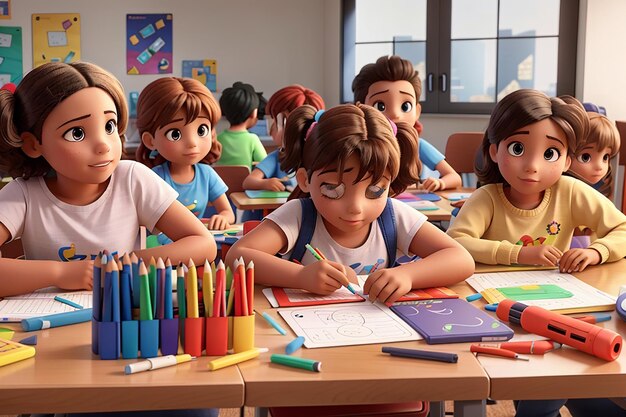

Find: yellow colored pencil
[203,260,213,318]
[187,258,199,318]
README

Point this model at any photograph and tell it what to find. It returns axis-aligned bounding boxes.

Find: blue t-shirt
[255,150,297,189]
[152,162,228,218]
[419,138,445,180]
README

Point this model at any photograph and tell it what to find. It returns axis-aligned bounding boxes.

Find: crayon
[285,336,305,354]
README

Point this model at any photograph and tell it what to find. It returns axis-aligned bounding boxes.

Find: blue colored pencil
[164,258,173,319]
[131,253,140,308]
[120,254,133,321]
[103,259,113,322]
[92,252,103,321]
[109,258,120,323]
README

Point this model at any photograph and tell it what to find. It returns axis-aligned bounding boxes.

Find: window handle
[427,73,434,93]
[439,73,448,93]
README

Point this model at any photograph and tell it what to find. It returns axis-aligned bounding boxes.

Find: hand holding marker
[305,244,356,294]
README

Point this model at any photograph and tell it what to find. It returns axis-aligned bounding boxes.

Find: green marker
[270,354,321,372]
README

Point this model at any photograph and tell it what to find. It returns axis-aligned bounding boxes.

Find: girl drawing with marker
[0,62,215,298]
[227,103,473,304]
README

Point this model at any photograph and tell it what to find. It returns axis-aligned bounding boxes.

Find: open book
[0,287,92,322]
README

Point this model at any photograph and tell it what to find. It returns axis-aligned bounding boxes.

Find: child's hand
[299,260,351,295]
[262,178,286,191]
[56,259,94,291]
[559,248,601,273]
[421,177,445,192]
[205,214,231,230]
[363,269,412,304]
[518,245,563,267]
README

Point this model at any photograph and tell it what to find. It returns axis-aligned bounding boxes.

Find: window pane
[394,40,426,101]
[497,37,558,100]
[499,0,560,37]
[451,0,497,39]
[450,40,497,103]
[355,43,393,78]
[355,0,426,43]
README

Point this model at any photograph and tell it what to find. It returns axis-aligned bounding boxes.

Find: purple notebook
[390,298,513,344]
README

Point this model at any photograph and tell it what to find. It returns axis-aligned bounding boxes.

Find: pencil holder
[91,317,99,355]
[183,317,205,357]
[227,316,234,350]
[139,319,160,358]
[121,320,139,359]
[232,314,255,353]
[205,316,228,356]
[160,318,179,356]
[97,321,120,360]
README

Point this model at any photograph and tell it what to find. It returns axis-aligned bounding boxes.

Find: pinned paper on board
[0,26,22,84]
[32,14,80,67]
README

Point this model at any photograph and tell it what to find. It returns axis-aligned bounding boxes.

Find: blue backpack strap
[377,198,397,267]
[289,198,317,262]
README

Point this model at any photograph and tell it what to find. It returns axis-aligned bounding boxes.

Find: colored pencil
[305,245,357,294]
[148,257,157,317]
[156,257,166,319]
[176,263,186,320]
[139,260,152,321]
[130,252,140,308]
[120,253,133,321]
[203,260,214,318]
[187,258,199,318]
[238,257,248,316]
[92,252,103,321]
[164,258,173,319]
[246,261,254,314]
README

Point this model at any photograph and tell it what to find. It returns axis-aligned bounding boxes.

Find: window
[342,0,579,114]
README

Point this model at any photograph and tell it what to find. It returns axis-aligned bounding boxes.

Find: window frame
[341,0,579,114]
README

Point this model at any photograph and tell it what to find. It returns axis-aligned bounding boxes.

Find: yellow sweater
[447,176,626,265]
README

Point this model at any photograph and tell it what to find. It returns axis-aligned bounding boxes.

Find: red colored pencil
[246,261,254,314]
[470,344,529,360]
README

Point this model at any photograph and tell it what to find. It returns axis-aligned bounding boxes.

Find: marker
[207,348,268,371]
[470,344,529,361]
[270,354,321,372]
[21,308,93,331]
[575,314,612,324]
[259,311,287,335]
[485,303,498,312]
[285,336,305,354]
[479,340,561,355]
[305,244,356,294]
[382,346,458,363]
[465,293,483,302]
[125,354,193,375]
[53,296,83,310]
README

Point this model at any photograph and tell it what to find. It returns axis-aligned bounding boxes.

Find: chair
[0,238,24,258]
[212,164,250,195]
[444,132,484,187]
[615,121,626,213]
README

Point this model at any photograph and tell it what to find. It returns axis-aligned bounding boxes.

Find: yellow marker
[207,348,267,371]
[203,260,214,317]
[187,259,199,318]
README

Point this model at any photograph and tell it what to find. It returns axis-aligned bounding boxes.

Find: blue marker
[21,308,93,331]
[465,293,482,302]
[285,336,305,355]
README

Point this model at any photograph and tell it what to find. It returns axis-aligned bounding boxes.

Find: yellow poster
[32,13,81,68]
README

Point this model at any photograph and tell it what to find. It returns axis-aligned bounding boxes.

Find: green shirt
[216,130,267,169]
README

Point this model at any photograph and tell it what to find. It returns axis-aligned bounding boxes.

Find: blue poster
[126,14,172,75]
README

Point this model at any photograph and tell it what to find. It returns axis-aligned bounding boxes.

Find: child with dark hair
[216,81,267,169]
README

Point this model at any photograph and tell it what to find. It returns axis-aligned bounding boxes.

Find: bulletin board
[32,13,81,67]
[126,13,173,75]
[0,26,22,85]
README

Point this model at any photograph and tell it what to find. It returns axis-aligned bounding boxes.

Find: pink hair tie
[386,116,398,136]
[304,110,325,141]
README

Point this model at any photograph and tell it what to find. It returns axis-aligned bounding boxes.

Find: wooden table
[473,259,626,401]
[240,286,490,417]
[0,322,244,414]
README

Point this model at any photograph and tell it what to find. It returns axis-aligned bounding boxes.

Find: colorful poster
[182,59,217,92]
[32,14,81,68]
[126,14,173,75]
[0,26,22,85]
[0,1,10,19]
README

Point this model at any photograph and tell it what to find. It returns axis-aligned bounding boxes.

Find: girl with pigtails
[227,103,473,304]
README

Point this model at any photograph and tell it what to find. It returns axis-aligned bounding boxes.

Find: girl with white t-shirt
[226,103,473,304]
[0,62,215,298]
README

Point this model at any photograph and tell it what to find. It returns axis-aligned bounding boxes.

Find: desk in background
[0,322,244,414]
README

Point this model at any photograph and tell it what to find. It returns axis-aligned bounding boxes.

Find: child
[446,89,626,273]
[0,62,215,298]
[216,81,267,169]
[242,84,325,192]
[227,103,474,304]
[135,77,235,232]
[352,55,462,192]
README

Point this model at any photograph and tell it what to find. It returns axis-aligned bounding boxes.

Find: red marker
[480,340,561,355]
[470,345,529,361]
[496,299,622,361]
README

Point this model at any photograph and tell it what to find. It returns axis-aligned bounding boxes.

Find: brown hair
[135,77,222,167]
[352,55,422,104]
[265,85,325,119]
[280,103,420,198]
[476,89,589,185]
[0,61,128,179]
[568,113,621,198]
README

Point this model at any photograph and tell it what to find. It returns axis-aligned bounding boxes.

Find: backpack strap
[289,198,317,262]
[377,198,397,267]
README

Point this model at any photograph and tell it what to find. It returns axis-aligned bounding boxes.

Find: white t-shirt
[265,198,427,275]
[0,160,177,261]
